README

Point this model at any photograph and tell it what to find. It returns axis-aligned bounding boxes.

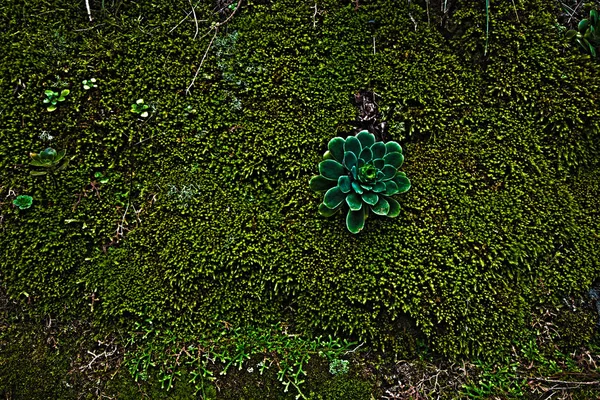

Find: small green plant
[131,99,149,118]
[43,89,70,112]
[13,195,33,210]
[309,130,411,233]
[566,9,600,57]
[329,359,349,375]
[29,147,70,179]
[82,78,97,90]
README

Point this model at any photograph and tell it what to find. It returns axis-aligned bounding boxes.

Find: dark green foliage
[12,195,33,209]
[310,130,410,233]
[0,0,599,376]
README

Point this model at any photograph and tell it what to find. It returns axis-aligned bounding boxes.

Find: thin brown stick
[189,0,199,40]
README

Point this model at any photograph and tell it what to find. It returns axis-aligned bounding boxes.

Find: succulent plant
[13,195,33,210]
[43,89,70,112]
[29,147,69,176]
[566,9,600,57]
[131,99,149,118]
[310,130,411,234]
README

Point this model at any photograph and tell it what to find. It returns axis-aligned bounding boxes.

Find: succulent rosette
[310,130,411,233]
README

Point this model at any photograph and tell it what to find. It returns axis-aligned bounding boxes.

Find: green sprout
[43,89,70,112]
[566,9,600,57]
[310,130,411,234]
[13,195,33,210]
[82,78,98,90]
[131,99,149,118]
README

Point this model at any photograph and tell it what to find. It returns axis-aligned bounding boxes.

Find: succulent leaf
[310,175,337,191]
[343,151,358,170]
[351,181,363,194]
[385,141,402,154]
[344,136,362,157]
[346,207,365,234]
[381,165,396,181]
[319,203,340,217]
[384,180,399,195]
[40,148,57,160]
[373,158,385,170]
[47,104,57,112]
[361,192,378,206]
[324,186,346,209]
[319,159,345,180]
[356,130,375,148]
[338,175,351,193]
[346,193,362,211]
[383,152,404,169]
[359,147,373,163]
[579,19,590,32]
[371,142,386,159]
[393,173,411,193]
[372,182,386,193]
[387,198,401,217]
[372,197,390,215]
[328,137,345,162]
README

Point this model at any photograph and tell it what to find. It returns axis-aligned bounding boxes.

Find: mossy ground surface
[1,0,600,398]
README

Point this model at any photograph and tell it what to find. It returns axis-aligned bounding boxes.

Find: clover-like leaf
[319,159,345,180]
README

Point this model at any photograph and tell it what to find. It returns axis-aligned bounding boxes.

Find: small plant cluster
[125,320,358,399]
[82,78,97,90]
[43,89,70,112]
[13,195,33,210]
[131,99,149,118]
[566,9,600,57]
[310,130,410,233]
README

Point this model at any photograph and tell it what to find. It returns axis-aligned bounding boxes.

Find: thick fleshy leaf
[387,198,401,217]
[591,10,598,25]
[328,137,345,162]
[47,104,57,112]
[579,19,590,32]
[351,181,363,194]
[381,165,396,180]
[323,186,346,209]
[346,207,366,234]
[361,192,378,206]
[55,150,66,162]
[351,165,357,180]
[359,147,373,163]
[356,130,375,148]
[385,141,402,154]
[319,159,345,180]
[319,203,340,217]
[60,89,70,97]
[44,90,55,97]
[373,182,386,193]
[41,148,57,160]
[393,173,411,193]
[357,158,365,168]
[383,152,404,169]
[373,158,385,170]
[310,175,337,191]
[384,180,398,195]
[343,151,357,170]
[360,183,373,191]
[372,197,390,216]
[338,175,351,193]
[371,142,386,159]
[323,150,332,160]
[346,193,362,211]
[344,136,362,157]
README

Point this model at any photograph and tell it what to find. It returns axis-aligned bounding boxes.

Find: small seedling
[82,78,98,90]
[43,89,70,112]
[131,99,149,118]
[30,147,70,176]
[94,171,109,184]
[566,10,600,57]
[13,195,33,210]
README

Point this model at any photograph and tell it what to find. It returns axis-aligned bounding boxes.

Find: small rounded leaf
[328,137,345,162]
[324,186,346,209]
[393,173,411,193]
[343,151,357,171]
[384,180,399,195]
[372,182,386,193]
[359,147,373,163]
[319,203,340,217]
[319,159,345,180]
[381,165,397,181]
[373,158,385,170]
[351,181,363,194]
